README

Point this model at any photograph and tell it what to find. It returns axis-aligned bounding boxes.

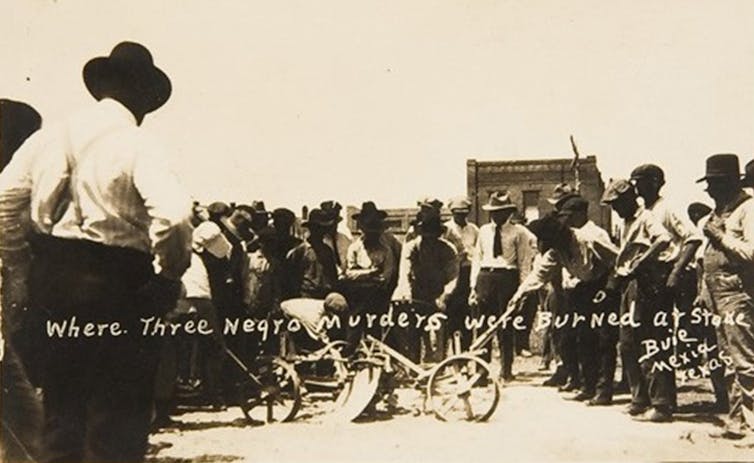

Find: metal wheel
[239,357,302,424]
[426,354,499,422]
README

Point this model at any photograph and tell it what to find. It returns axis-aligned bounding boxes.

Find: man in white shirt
[469,191,536,381]
[0,42,192,463]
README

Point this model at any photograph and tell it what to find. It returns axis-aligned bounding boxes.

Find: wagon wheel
[426,354,499,422]
[239,357,302,424]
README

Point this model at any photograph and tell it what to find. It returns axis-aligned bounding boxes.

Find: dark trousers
[447,264,472,354]
[1,342,43,463]
[342,284,390,357]
[28,235,163,463]
[558,288,580,385]
[619,267,676,410]
[570,276,618,399]
[476,269,518,378]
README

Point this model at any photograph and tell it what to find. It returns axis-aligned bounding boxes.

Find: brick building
[345,156,611,237]
[467,156,611,230]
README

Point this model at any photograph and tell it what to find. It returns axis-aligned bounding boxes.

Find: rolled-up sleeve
[719,201,754,263]
[0,131,41,252]
[133,149,193,281]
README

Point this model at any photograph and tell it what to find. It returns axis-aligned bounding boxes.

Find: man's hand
[703,217,725,244]
[666,269,681,290]
[468,289,478,307]
[436,293,451,312]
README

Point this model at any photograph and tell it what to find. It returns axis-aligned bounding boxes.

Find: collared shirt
[646,196,702,263]
[444,219,479,261]
[394,236,459,302]
[517,221,618,295]
[0,98,192,280]
[615,205,671,276]
[345,236,398,288]
[470,220,537,287]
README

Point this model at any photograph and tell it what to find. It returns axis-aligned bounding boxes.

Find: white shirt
[444,219,479,260]
[0,99,192,280]
[182,252,212,299]
[647,196,702,263]
[470,219,537,286]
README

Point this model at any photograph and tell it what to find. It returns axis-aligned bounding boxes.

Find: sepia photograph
[1,1,754,462]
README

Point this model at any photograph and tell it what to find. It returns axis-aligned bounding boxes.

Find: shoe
[709,426,747,440]
[568,390,595,402]
[613,381,630,395]
[519,349,533,358]
[586,396,612,406]
[633,407,672,423]
[625,403,650,416]
[558,381,581,393]
[500,373,516,383]
[543,376,563,387]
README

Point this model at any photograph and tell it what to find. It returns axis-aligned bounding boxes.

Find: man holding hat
[342,202,398,351]
[444,196,479,352]
[469,191,537,381]
[601,178,674,422]
[0,42,193,462]
[698,154,754,441]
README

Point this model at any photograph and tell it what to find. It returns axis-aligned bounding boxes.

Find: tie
[493,223,503,258]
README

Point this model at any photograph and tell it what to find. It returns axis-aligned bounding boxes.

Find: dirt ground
[146,355,753,463]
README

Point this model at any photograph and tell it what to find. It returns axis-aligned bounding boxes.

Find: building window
[523,190,540,222]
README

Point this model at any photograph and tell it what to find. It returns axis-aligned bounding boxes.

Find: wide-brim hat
[319,200,343,223]
[302,208,336,228]
[0,99,42,171]
[83,41,172,114]
[696,153,743,183]
[352,201,388,232]
[482,191,517,211]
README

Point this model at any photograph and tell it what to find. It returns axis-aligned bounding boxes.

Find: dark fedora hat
[0,99,42,172]
[320,200,343,223]
[353,201,387,232]
[302,208,336,228]
[696,153,742,183]
[83,41,172,114]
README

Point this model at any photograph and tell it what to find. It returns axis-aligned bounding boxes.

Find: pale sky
[3,0,754,213]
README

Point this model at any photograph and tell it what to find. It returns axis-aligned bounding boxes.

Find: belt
[480,267,517,273]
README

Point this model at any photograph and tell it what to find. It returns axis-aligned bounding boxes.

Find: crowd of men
[1,40,754,463]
